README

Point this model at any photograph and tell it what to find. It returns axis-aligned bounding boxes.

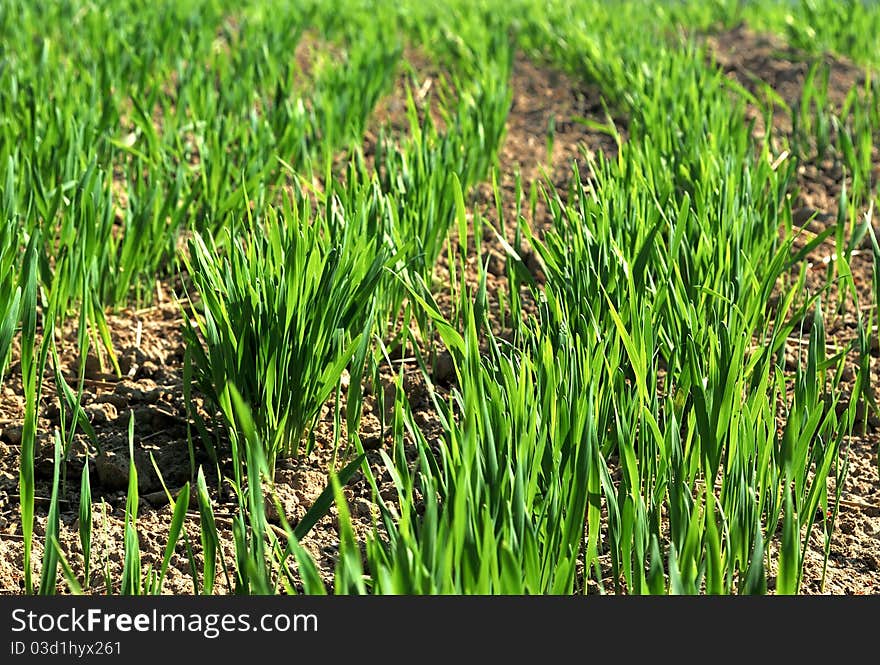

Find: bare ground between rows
[435,54,626,330]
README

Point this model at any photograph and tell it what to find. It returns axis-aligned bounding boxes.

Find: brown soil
[707,23,877,217]
[0,300,417,593]
[478,53,624,227]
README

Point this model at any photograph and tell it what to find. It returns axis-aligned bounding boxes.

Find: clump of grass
[183,191,389,474]
[346,294,599,594]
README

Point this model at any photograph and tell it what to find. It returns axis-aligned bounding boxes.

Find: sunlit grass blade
[79,460,92,589]
[38,431,63,595]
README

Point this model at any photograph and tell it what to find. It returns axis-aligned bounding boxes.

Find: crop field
[0,0,878,596]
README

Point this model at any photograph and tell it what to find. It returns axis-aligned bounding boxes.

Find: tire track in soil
[707,24,880,594]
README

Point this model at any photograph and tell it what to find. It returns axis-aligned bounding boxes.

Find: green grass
[0,215,21,382]
[3,0,877,595]
[183,190,390,473]
[346,294,600,593]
